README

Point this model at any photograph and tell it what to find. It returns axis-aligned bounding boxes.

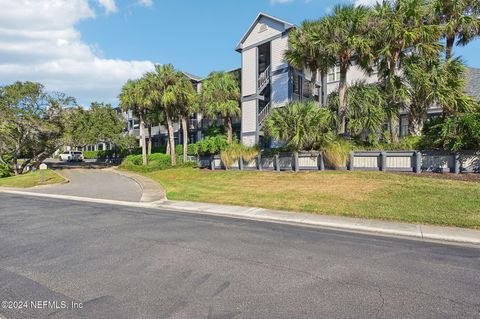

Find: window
[327,66,341,83]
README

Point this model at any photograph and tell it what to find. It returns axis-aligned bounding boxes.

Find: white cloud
[270,0,294,4]
[0,0,155,105]
[98,0,118,13]
[354,0,380,6]
[138,0,153,7]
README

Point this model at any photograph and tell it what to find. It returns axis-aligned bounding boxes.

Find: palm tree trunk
[181,116,188,163]
[166,138,170,156]
[166,114,176,166]
[445,36,455,60]
[225,117,233,144]
[390,115,399,143]
[310,69,317,101]
[147,124,152,155]
[139,112,148,166]
[337,64,348,136]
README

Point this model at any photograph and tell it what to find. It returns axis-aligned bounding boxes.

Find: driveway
[0,194,479,318]
[30,169,142,202]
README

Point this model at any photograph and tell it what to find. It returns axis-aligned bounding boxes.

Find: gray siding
[242,47,257,97]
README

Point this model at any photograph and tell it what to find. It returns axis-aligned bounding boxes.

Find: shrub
[191,135,229,156]
[322,139,352,169]
[220,143,259,167]
[120,152,197,172]
[0,163,12,178]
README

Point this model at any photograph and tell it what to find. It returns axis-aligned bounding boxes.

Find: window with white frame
[327,66,341,83]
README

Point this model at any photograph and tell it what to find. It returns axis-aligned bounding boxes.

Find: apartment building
[126,12,480,149]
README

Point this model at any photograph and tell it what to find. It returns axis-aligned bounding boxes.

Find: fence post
[294,152,299,172]
[380,151,387,172]
[257,154,262,171]
[239,156,244,171]
[275,154,280,172]
[349,151,355,171]
[210,155,215,171]
[318,153,325,171]
[415,151,422,174]
[454,153,460,174]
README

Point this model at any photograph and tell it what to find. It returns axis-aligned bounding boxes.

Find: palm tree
[176,74,198,163]
[433,0,480,60]
[118,79,150,166]
[284,20,334,101]
[201,71,240,144]
[314,5,374,135]
[402,54,476,135]
[262,101,335,151]
[371,0,441,142]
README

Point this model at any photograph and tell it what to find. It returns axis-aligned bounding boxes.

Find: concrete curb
[107,168,166,202]
[0,189,478,246]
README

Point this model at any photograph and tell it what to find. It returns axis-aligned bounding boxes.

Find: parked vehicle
[59,151,84,162]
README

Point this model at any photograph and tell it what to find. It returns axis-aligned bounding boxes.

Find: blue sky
[1,0,479,106]
[79,0,480,78]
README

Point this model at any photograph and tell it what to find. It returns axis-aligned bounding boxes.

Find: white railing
[258,65,271,90]
[258,102,272,126]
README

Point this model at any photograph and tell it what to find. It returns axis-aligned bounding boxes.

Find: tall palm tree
[144,64,181,166]
[314,5,374,135]
[118,79,150,166]
[433,0,480,60]
[371,0,441,142]
[201,71,241,144]
[284,20,334,101]
[176,74,198,163]
[262,101,335,151]
[402,54,476,135]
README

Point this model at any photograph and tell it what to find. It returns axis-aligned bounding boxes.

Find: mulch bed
[398,172,480,182]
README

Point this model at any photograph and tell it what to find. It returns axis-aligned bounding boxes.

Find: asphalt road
[0,194,479,319]
[30,169,142,202]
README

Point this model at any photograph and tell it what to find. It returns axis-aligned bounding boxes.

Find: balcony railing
[258,102,272,126]
[258,65,271,91]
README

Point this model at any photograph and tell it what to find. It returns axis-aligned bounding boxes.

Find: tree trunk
[166,114,176,166]
[337,63,348,136]
[310,68,317,102]
[181,116,188,163]
[147,124,152,155]
[166,138,170,156]
[225,116,233,144]
[408,106,426,136]
[139,112,148,166]
[445,36,455,60]
[390,114,399,144]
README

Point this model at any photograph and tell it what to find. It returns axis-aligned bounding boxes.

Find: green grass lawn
[0,170,65,188]
[133,168,480,229]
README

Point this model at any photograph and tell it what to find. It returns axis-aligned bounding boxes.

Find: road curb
[0,189,478,246]
[108,168,166,202]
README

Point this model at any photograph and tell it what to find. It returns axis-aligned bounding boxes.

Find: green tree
[144,64,182,166]
[0,82,75,174]
[201,71,241,144]
[119,79,150,166]
[314,5,374,135]
[402,54,476,135]
[371,0,441,142]
[262,101,335,151]
[285,20,334,100]
[433,0,480,60]
[328,83,387,141]
[63,102,127,152]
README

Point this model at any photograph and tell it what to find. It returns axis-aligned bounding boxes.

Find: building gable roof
[235,12,295,52]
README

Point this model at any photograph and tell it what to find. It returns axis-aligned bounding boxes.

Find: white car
[59,151,84,162]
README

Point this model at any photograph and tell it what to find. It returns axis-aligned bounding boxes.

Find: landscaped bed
[0,170,65,188]
[133,167,480,229]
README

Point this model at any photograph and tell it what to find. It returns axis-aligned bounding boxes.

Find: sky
[1,0,479,107]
